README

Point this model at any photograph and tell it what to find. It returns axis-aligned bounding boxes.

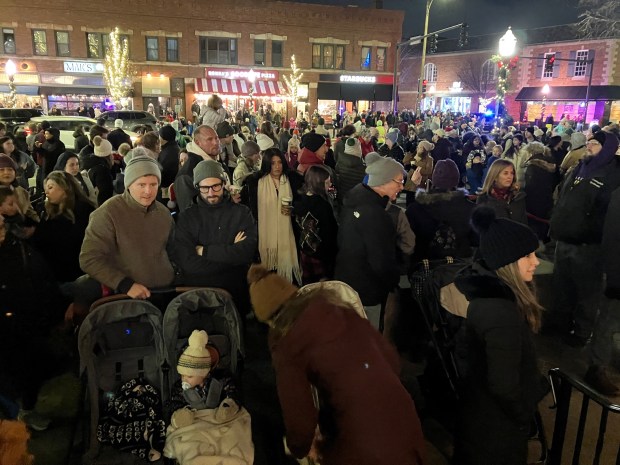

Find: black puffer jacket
[335,153,365,203]
[334,184,399,306]
[453,262,549,465]
[476,190,527,225]
[81,151,113,206]
[158,141,180,188]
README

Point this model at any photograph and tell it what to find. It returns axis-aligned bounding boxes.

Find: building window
[312,43,345,70]
[574,50,588,77]
[376,47,386,71]
[32,30,48,56]
[166,38,179,62]
[272,40,283,67]
[55,31,70,57]
[481,59,498,83]
[361,46,371,70]
[1,29,15,54]
[254,39,265,66]
[200,37,237,65]
[543,52,555,78]
[87,32,128,58]
[424,63,437,83]
[146,37,159,61]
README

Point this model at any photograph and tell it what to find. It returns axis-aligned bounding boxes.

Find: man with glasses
[173,159,257,314]
[550,129,620,394]
[334,152,406,330]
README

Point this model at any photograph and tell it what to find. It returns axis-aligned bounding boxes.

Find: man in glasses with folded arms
[172,159,257,315]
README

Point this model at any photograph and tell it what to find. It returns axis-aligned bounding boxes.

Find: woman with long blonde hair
[477,158,527,224]
[31,171,95,283]
[453,206,548,465]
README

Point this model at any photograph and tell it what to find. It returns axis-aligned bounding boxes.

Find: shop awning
[0,85,40,95]
[194,78,286,96]
[317,83,394,102]
[515,85,620,102]
[39,86,108,96]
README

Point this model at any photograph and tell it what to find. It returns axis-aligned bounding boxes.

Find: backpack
[297,211,322,256]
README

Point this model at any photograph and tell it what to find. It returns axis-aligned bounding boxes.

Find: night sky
[297,0,581,39]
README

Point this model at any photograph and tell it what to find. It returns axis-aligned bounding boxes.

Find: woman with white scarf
[241,148,304,284]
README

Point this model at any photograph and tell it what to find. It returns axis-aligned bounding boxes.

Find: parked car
[17,116,138,151]
[0,108,44,131]
[99,110,157,132]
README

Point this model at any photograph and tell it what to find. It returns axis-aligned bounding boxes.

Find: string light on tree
[283,54,304,110]
[103,27,133,108]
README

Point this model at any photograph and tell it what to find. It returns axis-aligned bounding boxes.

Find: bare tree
[398,44,421,88]
[456,56,495,99]
[578,0,620,38]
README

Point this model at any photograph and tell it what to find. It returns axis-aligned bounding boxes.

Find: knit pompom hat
[471,206,539,270]
[247,264,298,322]
[256,133,275,151]
[344,137,362,157]
[365,152,405,188]
[93,135,113,158]
[123,155,161,188]
[288,135,300,150]
[177,330,219,378]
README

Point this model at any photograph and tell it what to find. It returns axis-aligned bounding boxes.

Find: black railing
[548,368,620,465]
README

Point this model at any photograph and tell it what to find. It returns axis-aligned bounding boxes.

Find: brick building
[398,26,620,124]
[0,0,403,121]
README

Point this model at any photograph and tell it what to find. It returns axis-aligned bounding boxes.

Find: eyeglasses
[391,178,405,185]
[586,140,601,146]
[198,182,223,193]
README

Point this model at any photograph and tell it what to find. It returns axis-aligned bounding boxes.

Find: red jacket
[359,137,375,157]
[270,295,425,465]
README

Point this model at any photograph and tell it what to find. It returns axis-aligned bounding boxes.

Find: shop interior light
[5,59,16,77]
[159,73,164,79]
[146,72,152,79]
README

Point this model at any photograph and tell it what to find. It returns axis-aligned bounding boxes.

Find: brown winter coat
[270,294,425,465]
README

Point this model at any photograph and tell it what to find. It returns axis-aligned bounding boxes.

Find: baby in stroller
[164,330,253,465]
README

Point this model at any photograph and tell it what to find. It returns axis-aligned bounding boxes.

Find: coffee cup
[281,197,293,216]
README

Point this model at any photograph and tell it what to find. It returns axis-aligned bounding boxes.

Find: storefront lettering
[63,62,103,74]
[339,75,376,83]
[206,68,278,80]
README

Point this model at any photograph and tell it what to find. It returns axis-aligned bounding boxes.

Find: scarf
[257,175,301,284]
[490,186,512,201]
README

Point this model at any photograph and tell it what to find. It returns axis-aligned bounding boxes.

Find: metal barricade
[548,368,620,465]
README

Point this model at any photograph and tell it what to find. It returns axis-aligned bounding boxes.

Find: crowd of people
[1,96,620,465]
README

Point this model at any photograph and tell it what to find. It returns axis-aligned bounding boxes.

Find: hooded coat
[453,263,549,465]
[81,150,114,206]
[271,294,425,465]
[334,184,399,306]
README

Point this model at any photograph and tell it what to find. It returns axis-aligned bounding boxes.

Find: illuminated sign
[339,75,376,83]
[63,61,104,74]
[206,68,279,80]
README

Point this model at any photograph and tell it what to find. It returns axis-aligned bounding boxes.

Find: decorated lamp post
[493,27,518,126]
[247,68,256,111]
[541,84,550,126]
[5,59,17,109]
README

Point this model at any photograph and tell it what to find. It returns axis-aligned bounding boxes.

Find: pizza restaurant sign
[63,61,104,74]
[205,68,279,80]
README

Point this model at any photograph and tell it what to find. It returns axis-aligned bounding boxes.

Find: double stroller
[77,288,247,464]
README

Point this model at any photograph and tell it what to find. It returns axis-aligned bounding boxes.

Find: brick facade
[0,0,403,118]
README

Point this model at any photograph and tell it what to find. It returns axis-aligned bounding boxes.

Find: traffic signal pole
[391,22,464,115]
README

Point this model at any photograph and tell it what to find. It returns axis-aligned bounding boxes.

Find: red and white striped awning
[194,78,287,96]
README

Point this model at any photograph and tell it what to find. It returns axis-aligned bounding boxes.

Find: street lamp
[247,68,256,112]
[416,0,435,114]
[541,84,550,127]
[495,27,517,127]
[5,59,17,109]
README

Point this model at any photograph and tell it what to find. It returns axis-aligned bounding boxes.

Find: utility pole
[415,0,434,114]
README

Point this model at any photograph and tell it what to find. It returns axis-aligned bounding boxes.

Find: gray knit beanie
[194,159,226,186]
[124,156,161,188]
[365,152,405,188]
[241,141,260,158]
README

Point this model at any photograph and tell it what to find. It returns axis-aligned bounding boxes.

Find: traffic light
[458,23,469,48]
[427,34,438,54]
[422,79,428,94]
[544,54,556,73]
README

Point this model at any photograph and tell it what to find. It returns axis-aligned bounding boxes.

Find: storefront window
[200,38,237,65]
[146,37,159,61]
[376,48,386,71]
[55,31,70,57]
[361,46,371,71]
[32,30,47,56]
[254,39,265,66]
[272,40,283,68]
[166,38,179,62]
[1,29,15,54]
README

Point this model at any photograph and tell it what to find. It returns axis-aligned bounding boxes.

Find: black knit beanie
[471,207,539,270]
[303,133,326,152]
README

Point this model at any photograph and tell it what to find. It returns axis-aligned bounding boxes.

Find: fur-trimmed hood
[455,261,516,302]
[526,154,557,173]
[414,188,469,205]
